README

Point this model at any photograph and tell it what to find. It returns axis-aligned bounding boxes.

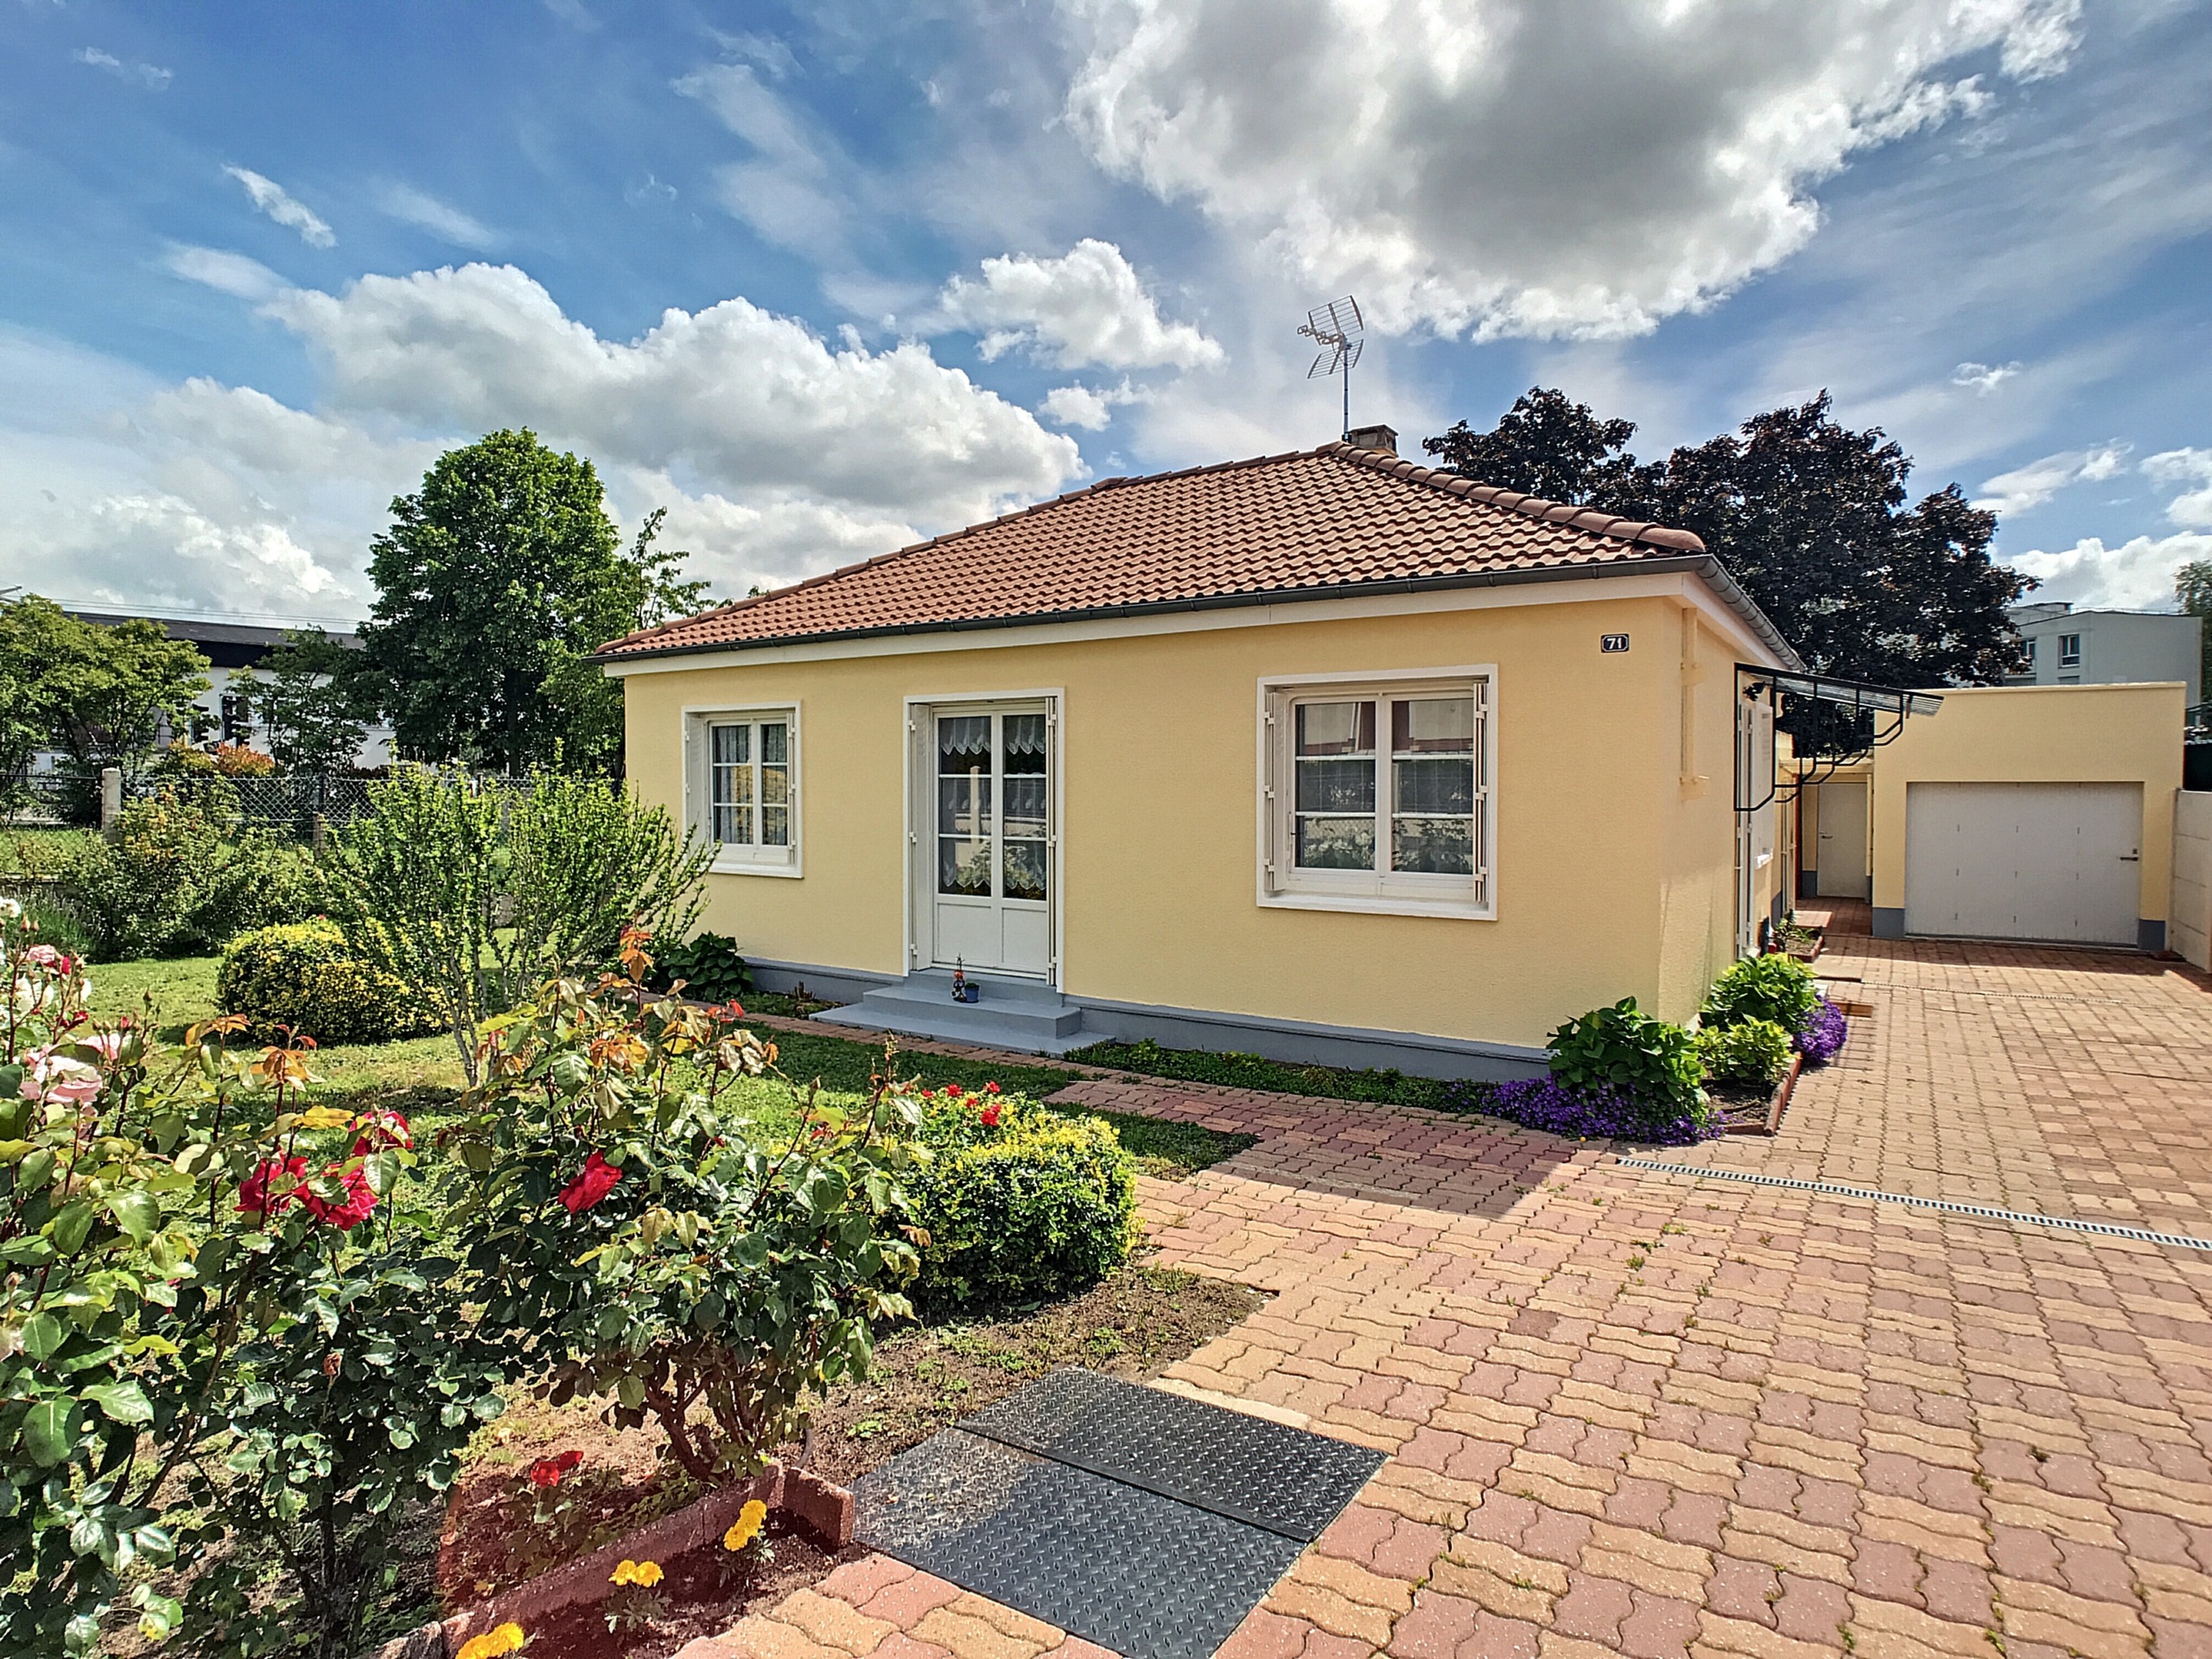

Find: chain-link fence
[109,772,378,839]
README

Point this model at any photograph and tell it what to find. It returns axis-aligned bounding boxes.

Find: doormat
[853,1370,1383,1659]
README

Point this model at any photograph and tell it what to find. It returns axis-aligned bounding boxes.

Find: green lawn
[81,955,1250,1179]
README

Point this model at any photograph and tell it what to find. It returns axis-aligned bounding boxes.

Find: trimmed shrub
[60,785,325,960]
[1696,1017,1793,1088]
[219,918,432,1044]
[904,1089,1139,1310]
[1703,953,1818,1033]
[649,931,753,1002]
[1546,996,1708,1134]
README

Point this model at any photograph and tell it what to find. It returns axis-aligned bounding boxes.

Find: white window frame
[683,702,802,877]
[2058,632,2082,668]
[1255,666,1496,920]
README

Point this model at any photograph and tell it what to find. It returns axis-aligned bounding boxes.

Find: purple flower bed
[1795,995,1848,1065]
[1489,1077,1718,1146]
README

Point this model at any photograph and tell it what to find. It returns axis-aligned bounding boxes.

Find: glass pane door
[927,705,1052,976]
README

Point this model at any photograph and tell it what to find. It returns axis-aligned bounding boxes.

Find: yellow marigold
[610,1558,664,1587]
[454,1623,526,1659]
[722,1498,768,1552]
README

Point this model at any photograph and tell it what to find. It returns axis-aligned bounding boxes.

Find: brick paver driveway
[698,933,2212,1659]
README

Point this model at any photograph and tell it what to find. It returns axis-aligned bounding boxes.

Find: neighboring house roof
[67,611,363,671]
[598,439,1799,666]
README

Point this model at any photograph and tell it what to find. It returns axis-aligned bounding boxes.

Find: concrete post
[99,767,123,838]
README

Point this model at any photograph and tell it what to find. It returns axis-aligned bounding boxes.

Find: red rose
[979,1103,1001,1128]
[559,1151,623,1213]
[983,1081,1001,1095]
[238,1155,308,1217]
[302,1162,378,1230]
[529,1452,582,1489]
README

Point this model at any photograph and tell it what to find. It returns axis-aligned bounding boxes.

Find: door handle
[2119,853,2139,861]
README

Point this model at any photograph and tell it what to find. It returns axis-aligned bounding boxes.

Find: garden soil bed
[424,1263,1268,1659]
[1710,1052,1804,1137]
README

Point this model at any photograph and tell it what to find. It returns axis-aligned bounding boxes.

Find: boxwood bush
[218,918,434,1045]
[904,1089,1138,1310]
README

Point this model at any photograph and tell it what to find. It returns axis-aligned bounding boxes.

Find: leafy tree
[359,434,710,773]
[257,628,371,773]
[1423,387,1656,505]
[2175,561,2212,705]
[1425,389,2033,744]
[0,595,210,814]
[537,507,712,775]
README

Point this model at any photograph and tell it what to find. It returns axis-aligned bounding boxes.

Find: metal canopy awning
[1739,665,1944,719]
[1735,663,1945,811]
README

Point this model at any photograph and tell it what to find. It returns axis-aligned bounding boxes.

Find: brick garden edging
[371,1464,854,1658]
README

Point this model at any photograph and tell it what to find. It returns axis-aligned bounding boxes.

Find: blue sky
[3,0,2209,625]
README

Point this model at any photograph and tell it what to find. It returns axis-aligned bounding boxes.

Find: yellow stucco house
[599,430,1805,1078]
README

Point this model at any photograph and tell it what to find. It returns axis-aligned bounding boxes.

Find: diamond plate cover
[956,1368,1382,1541]
[855,1429,1305,1659]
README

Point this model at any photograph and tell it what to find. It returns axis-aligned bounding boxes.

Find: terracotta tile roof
[599,441,1745,661]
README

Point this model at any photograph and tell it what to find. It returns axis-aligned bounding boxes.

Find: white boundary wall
[2172,790,2212,969]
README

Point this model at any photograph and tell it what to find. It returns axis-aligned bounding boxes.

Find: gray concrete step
[815,969,1090,1056]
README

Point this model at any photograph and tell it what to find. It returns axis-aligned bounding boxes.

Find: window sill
[1258,890,1493,921]
[709,853,802,879]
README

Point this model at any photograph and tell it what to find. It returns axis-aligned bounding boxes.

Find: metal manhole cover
[854,1429,1306,1659]
[850,1372,1385,1659]
[957,1368,1383,1541]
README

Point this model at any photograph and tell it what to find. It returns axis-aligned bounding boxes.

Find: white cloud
[2145,448,2212,527]
[0,334,388,621]
[162,245,290,302]
[1952,360,2023,393]
[935,239,1224,371]
[264,262,1081,524]
[1974,443,2128,515]
[2007,531,2212,610]
[1059,0,2082,340]
[0,253,1091,623]
[224,166,335,248]
[75,47,170,91]
[378,184,499,251]
[1041,380,1145,429]
[677,62,850,259]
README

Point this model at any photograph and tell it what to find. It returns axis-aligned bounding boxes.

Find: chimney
[1344,423,1397,455]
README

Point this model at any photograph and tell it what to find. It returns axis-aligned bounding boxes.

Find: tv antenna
[1298,296,1363,438]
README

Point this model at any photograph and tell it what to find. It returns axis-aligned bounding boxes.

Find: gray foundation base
[1872,907,1905,939]
[2139,918,2167,952]
[747,957,1549,1083]
[747,957,900,1006]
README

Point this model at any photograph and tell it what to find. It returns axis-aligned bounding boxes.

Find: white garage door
[1904,782,2142,945]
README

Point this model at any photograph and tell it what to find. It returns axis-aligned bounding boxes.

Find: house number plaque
[1600,633,1630,652]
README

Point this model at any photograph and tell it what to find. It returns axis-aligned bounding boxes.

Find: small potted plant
[950,958,979,1003]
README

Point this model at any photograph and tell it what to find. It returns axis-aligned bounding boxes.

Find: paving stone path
[691,934,2212,1659]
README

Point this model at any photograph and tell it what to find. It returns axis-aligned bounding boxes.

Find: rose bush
[443,935,925,1483]
[0,899,505,1659]
[0,915,926,1652]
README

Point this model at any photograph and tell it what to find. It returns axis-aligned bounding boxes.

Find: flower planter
[1718,1052,1802,1138]
[373,1463,854,1659]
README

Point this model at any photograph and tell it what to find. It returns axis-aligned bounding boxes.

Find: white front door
[1816,780,1871,899]
[918,702,1053,977]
